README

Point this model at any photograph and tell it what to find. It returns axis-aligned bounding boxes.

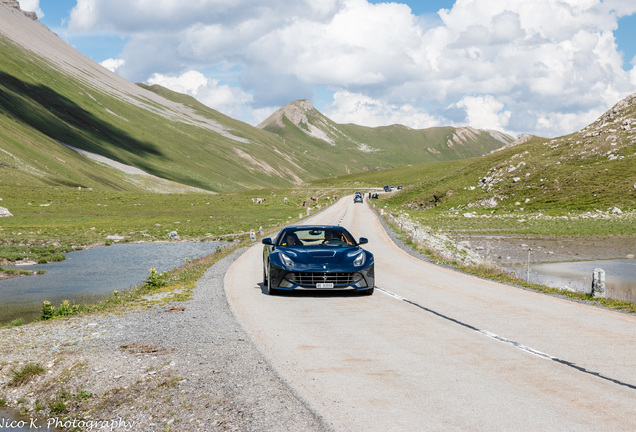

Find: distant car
[383,185,390,192]
[397,185,403,190]
[262,225,375,296]
[354,194,363,203]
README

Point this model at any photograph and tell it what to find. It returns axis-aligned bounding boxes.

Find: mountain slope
[259,99,514,169]
[0,5,315,192]
[1,3,511,194]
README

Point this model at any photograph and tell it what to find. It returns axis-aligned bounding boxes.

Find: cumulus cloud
[326,91,439,129]
[17,0,43,18]
[65,0,636,137]
[147,70,254,119]
[451,95,512,132]
[100,58,125,73]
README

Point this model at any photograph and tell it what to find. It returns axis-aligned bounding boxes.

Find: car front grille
[285,272,363,287]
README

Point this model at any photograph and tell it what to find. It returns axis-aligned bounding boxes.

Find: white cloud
[325,91,439,129]
[147,70,254,119]
[65,0,636,137]
[451,95,511,132]
[17,0,43,18]
[100,58,125,73]
[147,70,208,96]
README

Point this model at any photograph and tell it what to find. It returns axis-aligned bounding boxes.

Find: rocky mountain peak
[1,0,37,20]
[257,99,315,129]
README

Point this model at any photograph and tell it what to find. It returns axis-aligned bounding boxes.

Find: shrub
[144,267,168,290]
[41,301,54,320]
[40,300,83,320]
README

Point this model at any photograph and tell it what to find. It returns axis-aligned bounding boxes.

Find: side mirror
[262,238,274,245]
[358,237,368,245]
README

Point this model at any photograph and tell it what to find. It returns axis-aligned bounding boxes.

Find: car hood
[278,246,366,268]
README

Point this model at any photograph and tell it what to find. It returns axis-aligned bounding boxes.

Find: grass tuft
[7,363,46,387]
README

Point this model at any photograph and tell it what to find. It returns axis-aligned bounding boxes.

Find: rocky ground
[453,234,636,265]
[0,248,331,432]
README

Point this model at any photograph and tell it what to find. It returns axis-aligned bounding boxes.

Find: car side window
[279,232,302,247]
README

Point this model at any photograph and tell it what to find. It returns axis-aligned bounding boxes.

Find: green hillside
[0,36,314,193]
[313,95,636,236]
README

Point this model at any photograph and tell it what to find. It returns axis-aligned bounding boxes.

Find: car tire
[266,264,277,296]
[360,287,374,296]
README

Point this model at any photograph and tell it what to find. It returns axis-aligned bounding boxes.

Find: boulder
[0,207,13,217]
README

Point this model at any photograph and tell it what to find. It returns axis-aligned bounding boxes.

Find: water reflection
[455,233,636,303]
[0,409,56,431]
[508,259,636,302]
[0,241,225,324]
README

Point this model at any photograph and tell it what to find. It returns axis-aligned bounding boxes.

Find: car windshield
[277,228,356,247]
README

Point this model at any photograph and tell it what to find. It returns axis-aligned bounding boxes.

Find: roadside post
[592,268,606,297]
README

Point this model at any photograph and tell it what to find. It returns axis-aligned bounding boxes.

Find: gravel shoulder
[0,247,330,431]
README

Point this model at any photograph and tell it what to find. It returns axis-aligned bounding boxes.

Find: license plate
[316,283,334,288]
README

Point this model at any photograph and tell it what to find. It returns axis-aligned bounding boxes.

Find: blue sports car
[262,225,375,295]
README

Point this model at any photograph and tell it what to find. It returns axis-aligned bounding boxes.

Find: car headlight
[353,252,365,267]
[280,253,295,267]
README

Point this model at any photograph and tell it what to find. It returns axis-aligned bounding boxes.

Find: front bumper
[270,264,375,291]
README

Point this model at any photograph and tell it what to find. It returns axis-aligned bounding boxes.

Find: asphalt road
[225,198,636,431]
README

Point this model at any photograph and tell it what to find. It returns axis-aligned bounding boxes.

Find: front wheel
[360,287,374,296]
[265,264,277,296]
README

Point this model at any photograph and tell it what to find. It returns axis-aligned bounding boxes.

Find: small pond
[0,241,226,324]
[507,258,636,302]
[455,234,636,302]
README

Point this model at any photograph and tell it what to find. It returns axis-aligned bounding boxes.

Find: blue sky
[21,0,636,138]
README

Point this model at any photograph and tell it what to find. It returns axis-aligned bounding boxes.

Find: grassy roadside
[0,240,247,428]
